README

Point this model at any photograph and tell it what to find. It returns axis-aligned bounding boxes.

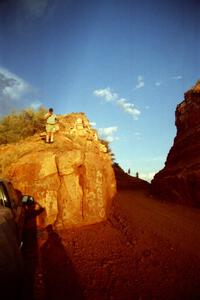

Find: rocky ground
[21,188,200,300]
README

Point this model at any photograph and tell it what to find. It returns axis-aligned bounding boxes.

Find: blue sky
[0,0,200,181]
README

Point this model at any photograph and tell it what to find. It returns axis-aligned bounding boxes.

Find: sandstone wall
[0,113,116,227]
[152,81,200,206]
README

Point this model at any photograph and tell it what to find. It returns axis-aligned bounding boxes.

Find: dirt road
[22,189,200,300]
[117,190,200,257]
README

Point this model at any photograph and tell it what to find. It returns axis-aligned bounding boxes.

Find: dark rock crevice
[77,164,86,221]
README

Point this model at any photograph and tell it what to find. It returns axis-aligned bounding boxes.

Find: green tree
[0,106,48,144]
[100,139,115,163]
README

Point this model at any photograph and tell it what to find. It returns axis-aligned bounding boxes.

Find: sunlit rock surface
[0,113,116,227]
[152,81,200,206]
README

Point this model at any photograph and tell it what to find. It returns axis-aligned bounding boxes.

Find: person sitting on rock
[44,108,58,143]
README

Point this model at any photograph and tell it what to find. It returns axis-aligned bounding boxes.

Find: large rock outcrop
[0,113,116,227]
[152,81,200,206]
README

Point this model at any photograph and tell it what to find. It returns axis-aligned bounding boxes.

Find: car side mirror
[21,195,35,205]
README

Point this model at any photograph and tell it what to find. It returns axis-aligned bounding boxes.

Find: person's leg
[46,132,50,143]
[46,124,49,143]
[50,132,54,143]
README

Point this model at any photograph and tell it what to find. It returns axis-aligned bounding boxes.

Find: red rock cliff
[152,81,200,206]
[0,113,116,227]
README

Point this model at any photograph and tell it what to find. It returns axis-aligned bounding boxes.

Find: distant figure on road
[44,108,57,143]
[128,168,131,175]
[136,171,139,178]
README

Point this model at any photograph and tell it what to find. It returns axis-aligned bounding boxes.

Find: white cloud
[105,136,116,142]
[140,172,156,182]
[117,98,141,119]
[134,132,141,136]
[99,126,118,136]
[0,66,41,114]
[93,87,118,101]
[155,81,162,86]
[172,75,182,80]
[94,87,141,119]
[133,131,142,140]
[135,75,145,89]
[136,81,144,89]
[0,67,31,100]
[30,101,42,110]
[138,75,143,81]
[154,76,182,87]
[90,121,96,127]
[3,81,29,99]
[98,126,118,142]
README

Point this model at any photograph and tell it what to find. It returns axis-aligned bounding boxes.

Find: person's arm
[44,112,50,120]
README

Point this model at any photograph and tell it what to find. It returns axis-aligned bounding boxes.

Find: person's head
[49,108,53,114]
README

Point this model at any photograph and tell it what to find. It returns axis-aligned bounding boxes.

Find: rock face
[152,81,200,206]
[0,113,116,227]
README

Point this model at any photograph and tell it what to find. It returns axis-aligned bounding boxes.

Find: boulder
[0,113,116,227]
[152,81,200,206]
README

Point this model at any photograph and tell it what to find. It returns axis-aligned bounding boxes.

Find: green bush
[99,138,115,163]
[0,107,48,144]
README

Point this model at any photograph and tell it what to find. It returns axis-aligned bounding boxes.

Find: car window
[0,183,10,207]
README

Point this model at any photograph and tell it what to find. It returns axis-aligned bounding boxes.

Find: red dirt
[22,189,200,300]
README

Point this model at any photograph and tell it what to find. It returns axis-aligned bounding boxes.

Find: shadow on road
[21,205,84,300]
[21,202,44,300]
[41,224,84,300]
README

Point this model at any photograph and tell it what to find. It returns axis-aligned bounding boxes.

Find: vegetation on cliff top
[0,107,47,145]
[0,108,117,165]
